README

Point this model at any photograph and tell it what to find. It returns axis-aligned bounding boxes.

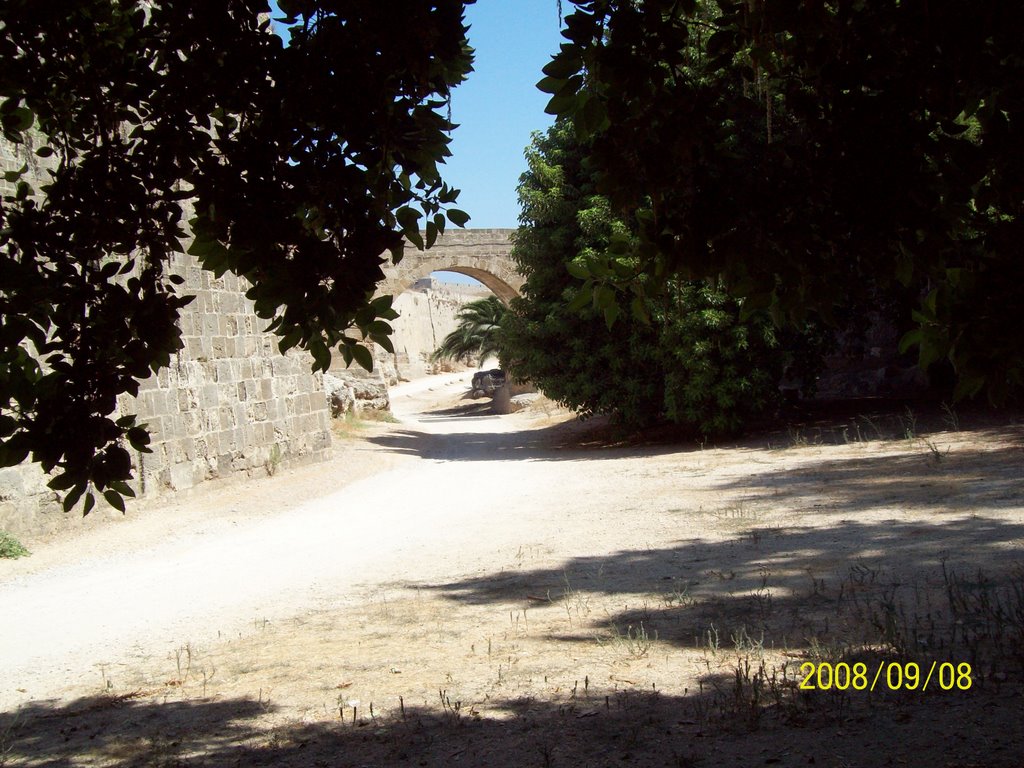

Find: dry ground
[1,374,1023,767]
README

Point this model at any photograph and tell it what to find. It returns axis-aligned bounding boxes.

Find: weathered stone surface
[323,373,356,417]
[492,379,537,415]
[471,369,506,397]
[2,138,527,536]
[379,229,519,303]
[324,363,391,414]
[389,283,491,380]
[1,140,333,536]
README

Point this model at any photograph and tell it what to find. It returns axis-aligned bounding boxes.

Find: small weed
[438,689,463,723]
[663,583,697,609]
[901,407,918,440]
[601,623,657,658]
[922,438,948,465]
[751,568,774,619]
[941,401,961,432]
[264,444,283,477]
[360,409,400,423]
[787,427,808,447]
[860,414,886,440]
[702,623,721,654]
[0,532,29,560]
[561,574,591,627]
[709,502,760,527]
[730,625,765,654]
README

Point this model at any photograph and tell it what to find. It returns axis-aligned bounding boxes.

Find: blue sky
[437,2,566,284]
[270,1,564,227]
[269,2,564,283]
[444,1,565,228]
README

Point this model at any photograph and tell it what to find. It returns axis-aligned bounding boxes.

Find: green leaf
[898,329,922,355]
[278,328,303,353]
[407,230,425,250]
[541,46,583,79]
[103,489,127,514]
[396,205,422,232]
[110,480,136,498]
[537,76,567,95]
[48,471,78,491]
[567,282,593,313]
[62,484,86,512]
[447,208,470,227]
[373,333,395,354]
[952,373,985,402]
[604,302,621,330]
[545,92,581,117]
[351,344,374,371]
[630,296,650,324]
[566,261,590,280]
[578,95,608,137]
[83,492,96,516]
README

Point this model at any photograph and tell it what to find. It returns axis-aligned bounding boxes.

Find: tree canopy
[500,119,789,435]
[0,0,474,511]
[543,0,1024,403]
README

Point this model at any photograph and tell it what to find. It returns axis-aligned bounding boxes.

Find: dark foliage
[501,120,786,436]
[542,0,1024,404]
[0,1,474,511]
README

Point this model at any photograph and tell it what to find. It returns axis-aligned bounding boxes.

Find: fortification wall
[390,284,490,380]
[0,138,332,537]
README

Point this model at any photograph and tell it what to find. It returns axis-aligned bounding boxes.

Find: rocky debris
[508,392,542,412]
[323,371,390,416]
[322,374,355,417]
[491,377,537,414]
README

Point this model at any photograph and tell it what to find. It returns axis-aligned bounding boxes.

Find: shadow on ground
[373,396,1024,466]
[3,679,1021,767]
[422,513,1024,650]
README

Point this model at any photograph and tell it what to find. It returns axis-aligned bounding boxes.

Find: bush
[0,531,30,559]
[500,120,791,438]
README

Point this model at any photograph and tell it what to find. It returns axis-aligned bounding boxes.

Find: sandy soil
[1,375,1023,767]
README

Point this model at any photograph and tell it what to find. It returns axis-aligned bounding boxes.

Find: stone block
[0,467,26,500]
[169,462,195,491]
[216,453,232,476]
[201,383,219,409]
[215,360,233,383]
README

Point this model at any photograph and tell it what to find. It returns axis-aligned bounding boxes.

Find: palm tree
[431,296,506,366]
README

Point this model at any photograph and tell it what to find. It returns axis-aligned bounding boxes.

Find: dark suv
[471,369,505,397]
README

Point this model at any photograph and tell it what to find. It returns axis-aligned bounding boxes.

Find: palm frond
[431,296,507,364]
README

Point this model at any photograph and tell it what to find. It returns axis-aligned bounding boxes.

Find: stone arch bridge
[378,228,520,302]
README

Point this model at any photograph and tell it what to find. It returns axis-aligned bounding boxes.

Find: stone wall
[389,283,491,380]
[379,228,520,302]
[129,255,332,497]
[0,137,332,537]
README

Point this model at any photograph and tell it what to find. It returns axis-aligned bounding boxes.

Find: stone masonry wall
[390,283,491,380]
[129,254,332,497]
[379,228,520,302]
[0,137,332,538]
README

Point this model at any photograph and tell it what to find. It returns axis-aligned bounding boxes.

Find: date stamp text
[798,661,973,691]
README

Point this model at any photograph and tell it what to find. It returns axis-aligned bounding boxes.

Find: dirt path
[2,379,1023,767]
[0,372,545,705]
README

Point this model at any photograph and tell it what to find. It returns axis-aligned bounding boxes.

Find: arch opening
[404,266,517,304]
